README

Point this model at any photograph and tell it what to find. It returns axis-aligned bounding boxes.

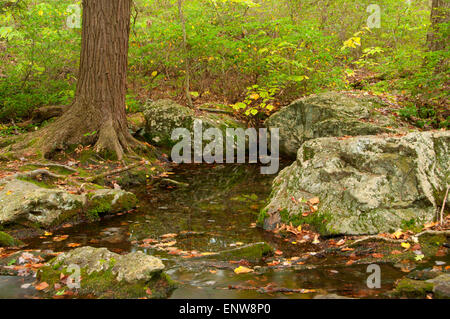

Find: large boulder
[0,179,137,229]
[143,99,245,148]
[261,130,449,235]
[265,92,407,158]
[38,246,175,298]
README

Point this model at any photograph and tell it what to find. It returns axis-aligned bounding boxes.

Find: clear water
[0,163,407,299]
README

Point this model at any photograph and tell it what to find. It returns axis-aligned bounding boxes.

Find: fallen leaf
[401,242,411,250]
[234,266,254,274]
[67,243,81,248]
[274,250,283,256]
[161,233,177,239]
[53,235,69,242]
[392,229,404,239]
[35,282,49,291]
[308,197,320,205]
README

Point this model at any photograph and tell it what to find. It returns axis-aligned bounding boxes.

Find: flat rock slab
[0,179,137,229]
[38,246,175,298]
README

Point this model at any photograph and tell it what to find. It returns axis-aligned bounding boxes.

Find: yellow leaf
[401,242,411,250]
[392,230,403,239]
[234,266,254,274]
[38,10,44,16]
[249,93,260,100]
[151,71,158,77]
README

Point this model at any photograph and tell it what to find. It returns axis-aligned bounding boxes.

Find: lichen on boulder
[38,246,175,298]
[142,99,245,149]
[265,92,407,158]
[0,178,137,229]
[262,130,449,235]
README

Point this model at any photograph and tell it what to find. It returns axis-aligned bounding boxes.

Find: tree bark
[33,0,139,160]
[427,0,449,51]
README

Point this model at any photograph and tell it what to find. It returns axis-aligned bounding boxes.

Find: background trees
[0,0,448,133]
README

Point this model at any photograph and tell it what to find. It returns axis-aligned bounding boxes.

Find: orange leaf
[35,282,49,291]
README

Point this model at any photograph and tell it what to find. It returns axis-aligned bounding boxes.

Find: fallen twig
[160,178,189,187]
[84,160,147,183]
[344,230,450,248]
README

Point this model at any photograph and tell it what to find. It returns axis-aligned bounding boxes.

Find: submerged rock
[265,92,406,158]
[427,274,450,299]
[143,99,245,148]
[193,242,274,262]
[393,278,434,298]
[262,130,449,235]
[38,246,175,298]
[0,179,137,229]
[393,274,450,299]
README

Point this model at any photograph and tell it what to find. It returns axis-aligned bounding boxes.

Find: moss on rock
[38,247,176,299]
[393,278,434,298]
[0,231,23,247]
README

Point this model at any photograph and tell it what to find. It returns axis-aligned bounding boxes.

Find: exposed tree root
[1,102,148,162]
[84,160,148,183]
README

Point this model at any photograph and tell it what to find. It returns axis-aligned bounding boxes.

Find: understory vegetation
[0,0,448,130]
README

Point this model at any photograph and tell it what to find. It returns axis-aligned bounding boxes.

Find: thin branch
[84,160,147,183]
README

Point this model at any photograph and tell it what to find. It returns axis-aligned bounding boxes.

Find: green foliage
[232,84,278,117]
[0,0,447,128]
[0,0,80,121]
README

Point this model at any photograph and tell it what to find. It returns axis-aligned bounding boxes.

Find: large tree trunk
[36,0,139,159]
[427,0,449,51]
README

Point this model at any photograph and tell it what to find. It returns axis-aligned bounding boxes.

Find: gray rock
[262,130,449,235]
[143,99,244,148]
[265,92,406,158]
[0,179,83,227]
[0,179,137,228]
[39,246,175,298]
[427,274,450,299]
[51,246,165,283]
